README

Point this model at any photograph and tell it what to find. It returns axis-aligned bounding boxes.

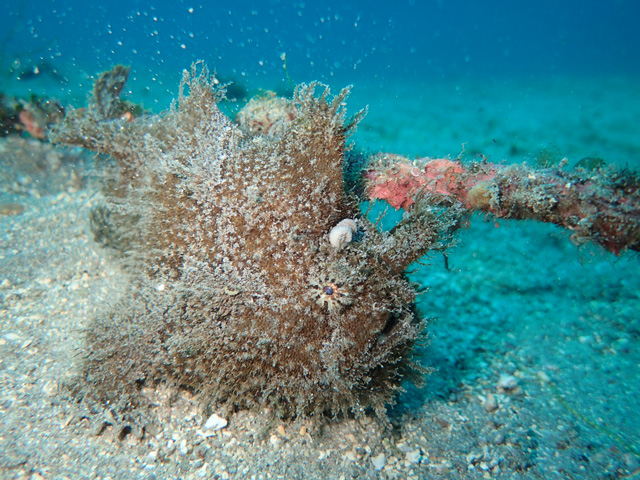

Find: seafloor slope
[1,73,639,479]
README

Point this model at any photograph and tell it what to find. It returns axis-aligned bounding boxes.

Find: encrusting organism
[365,155,640,255]
[51,63,640,430]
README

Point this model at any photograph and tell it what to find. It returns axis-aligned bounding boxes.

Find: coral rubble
[1,93,64,139]
[366,155,640,255]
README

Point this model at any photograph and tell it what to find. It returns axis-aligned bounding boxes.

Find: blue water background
[2,0,639,90]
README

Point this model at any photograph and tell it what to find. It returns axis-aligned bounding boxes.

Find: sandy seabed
[1,73,639,479]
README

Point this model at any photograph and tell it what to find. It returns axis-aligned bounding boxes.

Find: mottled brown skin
[53,63,458,420]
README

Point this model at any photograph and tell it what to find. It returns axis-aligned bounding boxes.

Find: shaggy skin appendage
[52,63,460,423]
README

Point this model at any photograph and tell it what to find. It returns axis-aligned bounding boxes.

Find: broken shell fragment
[203,413,227,433]
[329,219,357,249]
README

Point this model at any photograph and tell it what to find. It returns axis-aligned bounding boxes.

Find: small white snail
[329,219,357,250]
